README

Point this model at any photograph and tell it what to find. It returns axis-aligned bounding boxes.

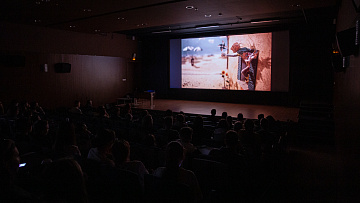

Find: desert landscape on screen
[181,33,272,91]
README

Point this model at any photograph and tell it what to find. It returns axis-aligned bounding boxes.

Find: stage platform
[133,99,299,122]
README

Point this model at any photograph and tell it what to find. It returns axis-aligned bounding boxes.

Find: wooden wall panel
[0,22,137,109]
[0,53,129,109]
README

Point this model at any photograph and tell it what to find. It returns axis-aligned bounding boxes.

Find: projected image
[181,33,272,91]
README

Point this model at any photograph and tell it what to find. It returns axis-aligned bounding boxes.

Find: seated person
[0,139,35,201]
[81,100,94,116]
[53,120,81,160]
[191,115,212,145]
[172,114,188,132]
[209,130,245,163]
[178,127,197,155]
[155,116,179,148]
[41,158,88,202]
[207,108,218,125]
[213,119,229,144]
[111,139,149,188]
[87,128,116,166]
[69,100,82,114]
[153,141,202,201]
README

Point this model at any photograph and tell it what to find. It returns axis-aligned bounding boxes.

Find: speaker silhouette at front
[54,63,71,73]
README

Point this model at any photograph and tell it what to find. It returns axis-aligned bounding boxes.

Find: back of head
[56,120,76,148]
[225,130,239,148]
[125,113,133,121]
[237,113,244,121]
[33,119,49,136]
[176,114,185,123]
[86,100,92,107]
[165,109,173,117]
[93,128,116,149]
[233,121,243,132]
[193,115,203,128]
[179,127,193,143]
[74,100,80,107]
[221,112,228,119]
[142,114,153,129]
[211,109,216,116]
[16,116,32,135]
[43,158,88,203]
[266,115,276,125]
[140,110,149,118]
[143,134,156,147]
[217,119,228,129]
[258,114,265,120]
[226,116,233,124]
[112,139,130,164]
[164,116,173,129]
[260,118,269,130]
[244,119,254,132]
[0,139,19,181]
[165,141,184,169]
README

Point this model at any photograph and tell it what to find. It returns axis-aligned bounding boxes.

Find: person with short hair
[111,139,149,188]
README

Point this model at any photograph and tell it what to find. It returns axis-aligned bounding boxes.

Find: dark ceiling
[0,0,338,36]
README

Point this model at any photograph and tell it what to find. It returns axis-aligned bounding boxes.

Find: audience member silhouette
[173,113,188,132]
[112,139,149,188]
[0,139,34,201]
[233,121,243,134]
[110,107,122,120]
[213,119,229,145]
[237,113,244,123]
[209,130,244,162]
[143,133,157,147]
[30,119,52,155]
[0,101,4,116]
[226,115,233,130]
[178,127,197,155]
[82,99,94,116]
[14,117,33,153]
[76,123,94,158]
[87,128,116,166]
[19,100,30,118]
[221,111,228,120]
[165,109,173,118]
[191,115,211,145]
[239,119,261,159]
[53,120,81,160]
[155,116,179,148]
[42,158,88,203]
[254,113,265,131]
[153,141,202,201]
[208,108,218,125]
[209,130,249,201]
[97,105,110,118]
[133,114,154,144]
[69,100,82,114]
[29,101,45,117]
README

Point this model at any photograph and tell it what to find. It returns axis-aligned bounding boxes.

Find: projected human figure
[227,42,259,90]
[218,40,226,52]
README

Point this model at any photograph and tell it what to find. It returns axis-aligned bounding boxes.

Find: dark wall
[289,22,335,104]
[0,22,137,109]
[333,0,360,200]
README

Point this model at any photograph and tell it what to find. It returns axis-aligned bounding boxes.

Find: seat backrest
[191,158,229,197]
[144,174,195,203]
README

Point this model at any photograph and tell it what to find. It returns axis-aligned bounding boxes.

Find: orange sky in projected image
[181,33,272,91]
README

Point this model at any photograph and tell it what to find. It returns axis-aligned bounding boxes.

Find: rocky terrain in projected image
[181,33,272,91]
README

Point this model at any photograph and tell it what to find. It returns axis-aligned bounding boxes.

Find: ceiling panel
[0,0,338,36]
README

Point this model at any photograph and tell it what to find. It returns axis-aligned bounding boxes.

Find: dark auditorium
[0,0,359,202]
